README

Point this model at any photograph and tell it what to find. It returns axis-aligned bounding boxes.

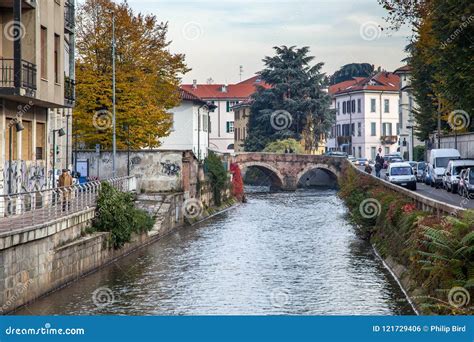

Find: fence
[0,176,137,232]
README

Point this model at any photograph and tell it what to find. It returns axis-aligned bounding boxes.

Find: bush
[204,152,228,206]
[263,138,304,154]
[92,183,154,248]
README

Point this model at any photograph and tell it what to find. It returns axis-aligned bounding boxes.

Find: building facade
[232,100,251,153]
[0,0,75,195]
[181,76,267,153]
[158,89,214,160]
[326,72,400,159]
[394,65,422,161]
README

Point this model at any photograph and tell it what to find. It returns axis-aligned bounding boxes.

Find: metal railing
[0,176,137,232]
[0,58,37,91]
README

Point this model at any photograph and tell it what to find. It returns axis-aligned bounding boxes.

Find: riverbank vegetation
[339,164,474,315]
[204,152,229,206]
[91,183,155,248]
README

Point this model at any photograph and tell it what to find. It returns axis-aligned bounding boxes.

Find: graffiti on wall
[160,160,181,176]
[3,161,47,194]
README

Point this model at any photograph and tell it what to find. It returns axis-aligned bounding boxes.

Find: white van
[385,162,417,190]
[427,149,461,187]
[443,159,474,193]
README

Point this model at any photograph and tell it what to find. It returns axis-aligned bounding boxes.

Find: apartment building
[326,72,400,159]
[181,76,267,153]
[232,99,251,152]
[0,0,75,195]
[158,88,215,160]
[394,65,422,161]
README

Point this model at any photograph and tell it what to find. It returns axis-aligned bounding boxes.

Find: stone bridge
[231,153,346,190]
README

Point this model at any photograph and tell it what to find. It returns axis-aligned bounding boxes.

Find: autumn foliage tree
[74,0,189,149]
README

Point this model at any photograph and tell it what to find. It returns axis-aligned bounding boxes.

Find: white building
[394,65,423,161]
[158,89,215,160]
[181,76,267,153]
[327,72,401,160]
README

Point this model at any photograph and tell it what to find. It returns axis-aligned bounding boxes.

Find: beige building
[0,0,75,195]
[232,100,251,152]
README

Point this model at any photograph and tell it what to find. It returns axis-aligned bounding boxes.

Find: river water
[16,189,414,315]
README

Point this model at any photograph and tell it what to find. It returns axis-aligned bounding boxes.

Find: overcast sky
[107,0,412,84]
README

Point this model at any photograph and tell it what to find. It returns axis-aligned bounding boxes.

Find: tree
[73,0,189,149]
[245,46,334,152]
[263,138,304,154]
[329,63,374,85]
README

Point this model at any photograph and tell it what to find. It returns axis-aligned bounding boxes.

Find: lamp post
[52,128,66,188]
[7,120,24,195]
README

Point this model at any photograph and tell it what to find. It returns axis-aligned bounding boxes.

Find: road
[358,166,474,210]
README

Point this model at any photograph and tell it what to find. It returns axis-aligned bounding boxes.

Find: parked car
[384,156,403,169]
[325,151,347,158]
[459,168,474,199]
[385,162,417,190]
[408,161,418,176]
[427,148,461,187]
[354,158,369,166]
[442,159,474,193]
[458,169,468,196]
[416,162,426,182]
[347,155,356,163]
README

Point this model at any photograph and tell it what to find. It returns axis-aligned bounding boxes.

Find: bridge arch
[238,161,285,190]
[295,164,339,188]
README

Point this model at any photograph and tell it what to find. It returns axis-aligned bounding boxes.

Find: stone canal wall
[0,193,184,313]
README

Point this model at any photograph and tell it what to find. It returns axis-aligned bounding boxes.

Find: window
[36,122,45,160]
[371,122,376,136]
[382,123,393,136]
[370,98,376,113]
[226,121,234,133]
[358,146,362,158]
[235,109,240,121]
[40,27,48,79]
[226,101,239,112]
[351,100,355,113]
[352,147,356,156]
[202,114,208,132]
[54,34,60,83]
[357,122,361,136]
[336,124,341,137]
[337,102,340,115]
[226,101,230,112]
[342,101,346,114]
[371,147,377,160]
[227,144,234,150]
[21,121,32,160]
[396,123,400,135]
[384,99,390,113]
[210,101,215,112]
[351,123,355,136]
[357,99,361,113]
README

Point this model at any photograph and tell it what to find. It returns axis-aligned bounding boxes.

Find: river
[16,189,414,315]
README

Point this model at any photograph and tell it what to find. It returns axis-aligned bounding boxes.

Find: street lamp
[7,119,24,195]
[52,128,66,188]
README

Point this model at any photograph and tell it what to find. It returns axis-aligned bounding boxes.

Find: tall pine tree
[245,46,334,152]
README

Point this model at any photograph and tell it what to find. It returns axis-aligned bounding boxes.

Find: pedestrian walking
[58,169,73,211]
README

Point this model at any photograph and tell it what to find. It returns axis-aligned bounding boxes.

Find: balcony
[64,76,75,106]
[337,136,352,145]
[381,135,398,145]
[0,58,37,96]
[64,0,75,32]
[0,0,36,9]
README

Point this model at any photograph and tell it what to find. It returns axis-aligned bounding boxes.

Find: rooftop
[329,72,400,96]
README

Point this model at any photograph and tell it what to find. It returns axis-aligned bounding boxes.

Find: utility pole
[112,12,117,177]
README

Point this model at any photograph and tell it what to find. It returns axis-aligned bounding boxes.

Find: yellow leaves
[73,0,188,150]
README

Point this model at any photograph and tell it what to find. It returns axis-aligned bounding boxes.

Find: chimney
[221,84,228,93]
[192,79,197,89]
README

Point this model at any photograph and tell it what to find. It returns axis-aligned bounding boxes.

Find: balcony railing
[65,76,76,103]
[337,136,352,145]
[0,58,37,92]
[381,135,398,145]
[65,0,75,32]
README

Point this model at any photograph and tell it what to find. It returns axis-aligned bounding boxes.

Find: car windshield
[391,158,403,162]
[391,167,412,176]
[470,170,474,184]
[454,165,474,175]
[435,157,455,168]
[417,162,425,170]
